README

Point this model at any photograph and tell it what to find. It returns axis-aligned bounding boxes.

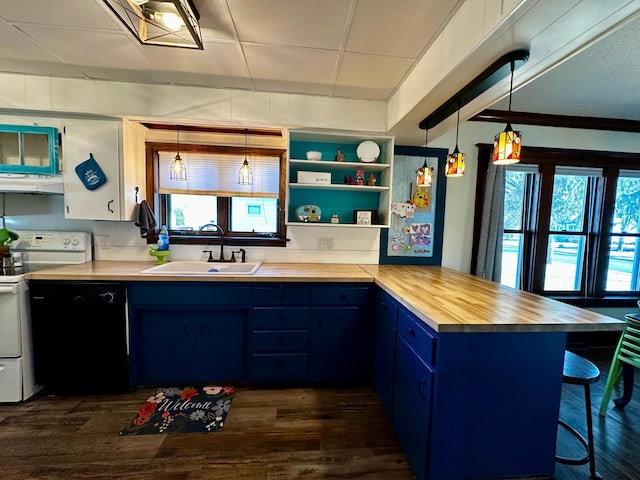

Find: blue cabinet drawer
[249,353,308,382]
[311,285,371,305]
[252,286,309,305]
[249,331,309,353]
[250,308,309,330]
[376,289,399,330]
[129,283,250,306]
[397,309,436,367]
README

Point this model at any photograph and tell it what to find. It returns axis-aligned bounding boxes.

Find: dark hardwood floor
[1,347,639,480]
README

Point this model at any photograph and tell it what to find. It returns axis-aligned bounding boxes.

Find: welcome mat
[120,385,235,435]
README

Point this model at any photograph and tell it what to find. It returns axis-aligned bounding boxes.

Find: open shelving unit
[286,129,394,228]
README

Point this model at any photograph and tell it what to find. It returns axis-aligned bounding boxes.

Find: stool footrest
[555,419,590,466]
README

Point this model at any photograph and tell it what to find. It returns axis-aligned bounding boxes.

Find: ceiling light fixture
[416,127,433,187]
[238,129,253,185]
[103,0,203,50]
[445,108,465,178]
[170,125,187,181]
[492,60,522,164]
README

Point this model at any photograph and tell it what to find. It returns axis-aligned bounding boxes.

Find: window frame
[473,144,640,307]
[145,142,288,247]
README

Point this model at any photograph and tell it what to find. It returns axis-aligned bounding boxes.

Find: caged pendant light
[103,0,203,50]
[493,60,522,164]
[445,108,465,178]
[169,125,187,181]
[238,129,253,185]
[416,127,433,187]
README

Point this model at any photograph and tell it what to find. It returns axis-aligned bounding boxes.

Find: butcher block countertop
[26,261,625,334]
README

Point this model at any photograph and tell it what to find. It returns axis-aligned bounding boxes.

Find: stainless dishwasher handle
[0,285,18,295]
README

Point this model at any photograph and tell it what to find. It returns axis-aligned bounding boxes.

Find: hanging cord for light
[493,60,522,164]
[238,128,253,185]
[446,107,465,177]
[170,125,187,181]
[417,127,432,186]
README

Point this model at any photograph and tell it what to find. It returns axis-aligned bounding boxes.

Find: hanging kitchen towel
[75,153,107,190]
[135,200,157,238]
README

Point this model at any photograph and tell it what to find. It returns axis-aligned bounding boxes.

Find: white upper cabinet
[62,119,146,220]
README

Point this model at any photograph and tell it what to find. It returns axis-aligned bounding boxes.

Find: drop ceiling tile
[1,0,119,30]
[72,66,172,85]
[228,0,351,49]
[346,0,459,58]
[0,19,62,60]
[195,0,238,42]
[16,24,156,70]
[145,41,247,76]
[244,44,339,96]
[334,52,413,100]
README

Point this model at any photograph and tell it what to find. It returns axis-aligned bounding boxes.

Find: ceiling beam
[470,109,640,133]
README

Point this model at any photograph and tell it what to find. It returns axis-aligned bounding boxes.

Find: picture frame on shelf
[353,209,377,225]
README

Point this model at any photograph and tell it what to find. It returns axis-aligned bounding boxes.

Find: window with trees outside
[475,145,640,305]
[146,141,287,247]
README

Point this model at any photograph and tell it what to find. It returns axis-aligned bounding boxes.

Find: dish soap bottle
[157,225,170,251]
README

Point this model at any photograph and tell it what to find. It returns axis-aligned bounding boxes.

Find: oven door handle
[0,285,18,295]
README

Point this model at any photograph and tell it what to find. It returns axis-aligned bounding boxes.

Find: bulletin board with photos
[379,145,448,265]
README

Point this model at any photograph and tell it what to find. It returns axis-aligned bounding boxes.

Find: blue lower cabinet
[132,308,246,385]
[374,289,399,418]
[393,337,433,480]
[310,306,373,382]
[248,353,308,382]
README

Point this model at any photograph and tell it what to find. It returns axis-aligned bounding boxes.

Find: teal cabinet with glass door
[0,124,59,174]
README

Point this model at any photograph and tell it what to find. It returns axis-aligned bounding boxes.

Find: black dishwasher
[30,281,129,394]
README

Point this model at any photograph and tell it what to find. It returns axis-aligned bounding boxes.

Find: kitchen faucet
[196,223,231,262]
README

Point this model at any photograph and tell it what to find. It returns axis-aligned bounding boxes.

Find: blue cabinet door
[310,306,373,382]
[135,309,195,384]
[373,290,398,418]
[194,310,246,382]
[393,337,433,480]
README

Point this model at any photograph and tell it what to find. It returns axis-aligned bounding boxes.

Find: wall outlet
[96,235,111,249]
[317,237,334,250]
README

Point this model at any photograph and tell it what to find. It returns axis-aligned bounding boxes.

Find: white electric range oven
[0,231,92,402]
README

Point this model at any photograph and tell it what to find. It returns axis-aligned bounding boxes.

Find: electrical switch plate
[317,237,333,250]
[96,235,111,248]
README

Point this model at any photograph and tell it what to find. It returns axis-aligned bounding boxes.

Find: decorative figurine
[335,149,345,162]
[347,174,355,185]
[367,172,377,186]
[355,169,364,185]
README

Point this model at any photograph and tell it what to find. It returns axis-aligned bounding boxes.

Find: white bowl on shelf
[306,151,322,160]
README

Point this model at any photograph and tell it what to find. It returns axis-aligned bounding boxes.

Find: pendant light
[170,125,187,181]
[493,60,522,164]
[417,127,432,187]
[238,128,253,185]
[446,108,465,177]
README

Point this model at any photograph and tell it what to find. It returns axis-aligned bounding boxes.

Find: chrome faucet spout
[195,223,226,261]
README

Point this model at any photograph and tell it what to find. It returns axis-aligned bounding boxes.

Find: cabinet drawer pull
[408,327,415,338]
[276,336,285,345]
[418,379,427,400]
[339,292,347,300]
[107,199,114,213]
[381,301,387,311]
[278,313,285,321]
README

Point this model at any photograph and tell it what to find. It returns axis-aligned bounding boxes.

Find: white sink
[141,261,262,275]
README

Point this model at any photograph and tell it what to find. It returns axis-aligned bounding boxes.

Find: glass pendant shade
[103,0,203,50]
[169,126,186,181]
[417,160,432,187]
[492,60,521,165]
[169,153,187,180]
[446,108,465,178]
[238,159,253,185]
[445,146,465,177]
[493,123,522,164]
[238,129,253,185]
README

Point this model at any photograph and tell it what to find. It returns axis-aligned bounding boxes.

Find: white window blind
[159,152,280,197]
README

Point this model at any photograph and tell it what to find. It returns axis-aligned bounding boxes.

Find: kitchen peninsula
[26,262,624,480]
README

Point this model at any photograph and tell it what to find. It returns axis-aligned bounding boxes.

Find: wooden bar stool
[599,312,640,416]
[556,350,602,480]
